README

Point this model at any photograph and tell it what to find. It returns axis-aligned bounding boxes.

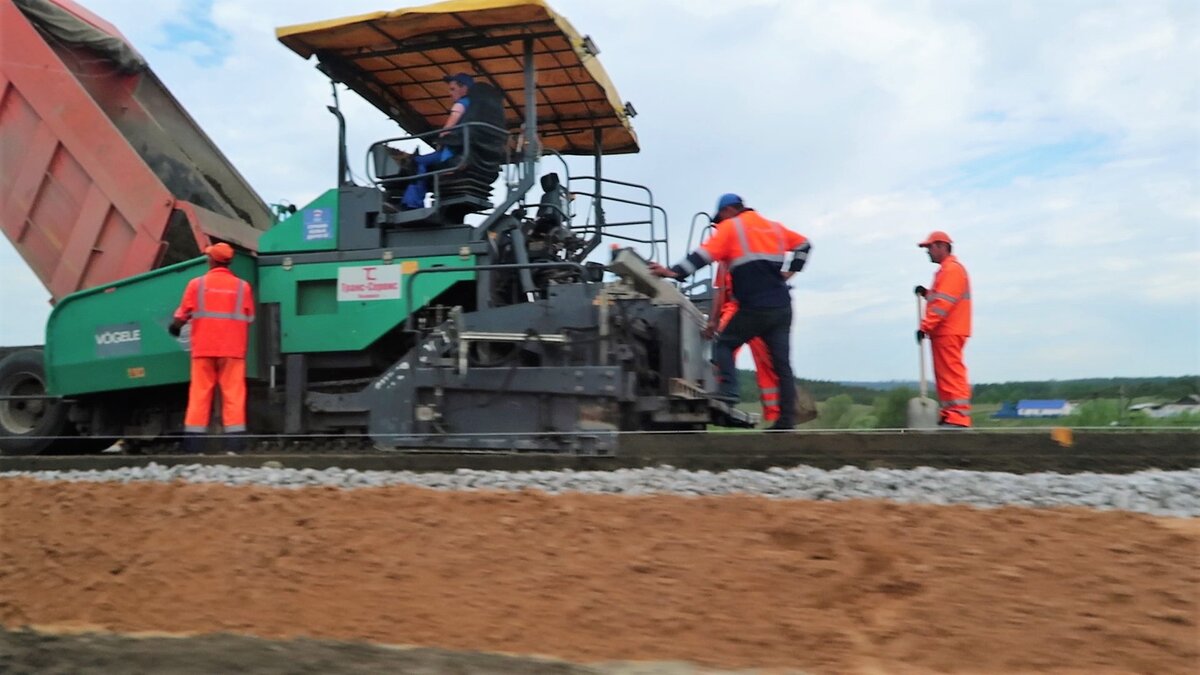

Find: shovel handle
[917,295,928,398]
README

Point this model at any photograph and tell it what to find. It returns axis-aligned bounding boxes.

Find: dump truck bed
[0,0,272,302]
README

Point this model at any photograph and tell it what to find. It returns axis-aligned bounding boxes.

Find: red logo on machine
[337,265,402,301]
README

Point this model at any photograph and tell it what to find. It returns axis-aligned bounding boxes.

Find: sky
[1,0,1197,382]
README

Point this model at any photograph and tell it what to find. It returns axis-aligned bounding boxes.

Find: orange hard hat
[205,242,235,263]
[918,231,952,247]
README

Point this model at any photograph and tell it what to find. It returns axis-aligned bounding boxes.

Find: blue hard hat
[715,193,743,215]
[443,72,475,88]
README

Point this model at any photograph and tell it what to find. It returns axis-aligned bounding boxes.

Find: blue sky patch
[156,0,231,68]
[973,110,1007,124]
[943,133,1114,190]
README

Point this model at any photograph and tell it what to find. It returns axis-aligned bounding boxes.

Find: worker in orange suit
[169,242,254,452]
[650,193,811,430]
[915,231,972,428]
[712,263,781,424]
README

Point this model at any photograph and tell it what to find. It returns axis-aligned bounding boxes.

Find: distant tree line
[736,372,1198,406]
[970,376,1199,404]
[736,375,881,405]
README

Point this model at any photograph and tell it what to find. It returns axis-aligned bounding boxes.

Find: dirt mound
[1,479,1197,673]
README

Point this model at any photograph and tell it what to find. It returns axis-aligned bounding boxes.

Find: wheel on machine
[0,349,70,455]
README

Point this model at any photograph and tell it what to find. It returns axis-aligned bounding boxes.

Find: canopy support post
[522,38,538,175]
[593,127,605,229]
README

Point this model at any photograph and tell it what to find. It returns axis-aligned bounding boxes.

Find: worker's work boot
[181,434,205,454]
[223,433,246,455]
[767,421,794,431]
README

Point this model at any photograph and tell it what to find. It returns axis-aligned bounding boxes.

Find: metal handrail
[686,211,715,254]
[601,232,665,246]
[538,148,574,188]
[569,175,669,262]
[365,121,512,186]
[682,211,718,309]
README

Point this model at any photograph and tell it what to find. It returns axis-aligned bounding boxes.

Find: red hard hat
[918,231,952,247]
[205,242,235,263]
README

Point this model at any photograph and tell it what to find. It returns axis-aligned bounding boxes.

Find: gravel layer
[3,463,1198,517]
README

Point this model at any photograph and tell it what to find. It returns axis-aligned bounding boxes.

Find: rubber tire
[0,349,69,456]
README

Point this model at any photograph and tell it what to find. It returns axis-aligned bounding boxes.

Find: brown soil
[1,479,1197,674]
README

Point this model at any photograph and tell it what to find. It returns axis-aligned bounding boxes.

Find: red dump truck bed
[0,0,272,302]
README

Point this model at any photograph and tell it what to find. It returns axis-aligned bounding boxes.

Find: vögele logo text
[94,322,143,357]
[95,329,141,345]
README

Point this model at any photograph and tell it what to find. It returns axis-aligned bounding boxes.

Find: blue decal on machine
[303,208,332,241]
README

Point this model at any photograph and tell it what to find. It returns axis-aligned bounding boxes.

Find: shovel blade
[906,396,939,429]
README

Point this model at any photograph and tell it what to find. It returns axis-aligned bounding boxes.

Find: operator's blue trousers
[402,147,455,208]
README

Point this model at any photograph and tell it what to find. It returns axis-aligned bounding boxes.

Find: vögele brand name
[95,329,141,345]
[94,322,143,357]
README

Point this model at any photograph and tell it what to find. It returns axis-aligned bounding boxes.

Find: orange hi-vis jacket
[670,209,810,309]
[920,255,971,336]
[174,267,255,358]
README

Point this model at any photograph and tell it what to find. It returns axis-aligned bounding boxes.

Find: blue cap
[443,72,475,88]
[715,193,743,215]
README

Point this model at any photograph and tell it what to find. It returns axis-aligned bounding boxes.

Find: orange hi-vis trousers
[740,339,781,422]
[931,335,971,427]
[184,357,247,433]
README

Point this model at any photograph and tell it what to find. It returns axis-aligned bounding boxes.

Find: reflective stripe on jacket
[670,209,810,309]
[175,267,255,358]
[921,255,971,336]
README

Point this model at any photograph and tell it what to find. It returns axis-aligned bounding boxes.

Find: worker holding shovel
[915,231,973,428]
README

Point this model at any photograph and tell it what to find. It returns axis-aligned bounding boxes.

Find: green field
[721,372,1199,430]
[730,395,1199,430]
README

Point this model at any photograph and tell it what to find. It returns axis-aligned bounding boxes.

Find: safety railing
[568,176,670,264]
[366,121,513,203]
[680,211,718,312]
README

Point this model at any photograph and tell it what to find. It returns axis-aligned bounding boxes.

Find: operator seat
[429,82,507,210]
[374,82,508,225]
[534,172,569,231]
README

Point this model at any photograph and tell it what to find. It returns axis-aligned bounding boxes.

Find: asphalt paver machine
[0,0,751,455]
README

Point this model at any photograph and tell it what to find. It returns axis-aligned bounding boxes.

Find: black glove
[168,318,184,337]
[916,329,926,344]
[914,285,928,297]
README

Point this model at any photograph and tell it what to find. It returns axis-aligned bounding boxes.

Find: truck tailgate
[0,0,271,302]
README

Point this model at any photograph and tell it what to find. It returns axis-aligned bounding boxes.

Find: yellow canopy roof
[277,0,639,155]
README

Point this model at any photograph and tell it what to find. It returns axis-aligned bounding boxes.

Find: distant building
[991,400,1075,419]
[992,402,1020,419]
[1016,400,1074,418]
[1130,395,1200,419]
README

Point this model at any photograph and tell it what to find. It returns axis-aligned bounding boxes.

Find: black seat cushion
[434,81,507,194]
